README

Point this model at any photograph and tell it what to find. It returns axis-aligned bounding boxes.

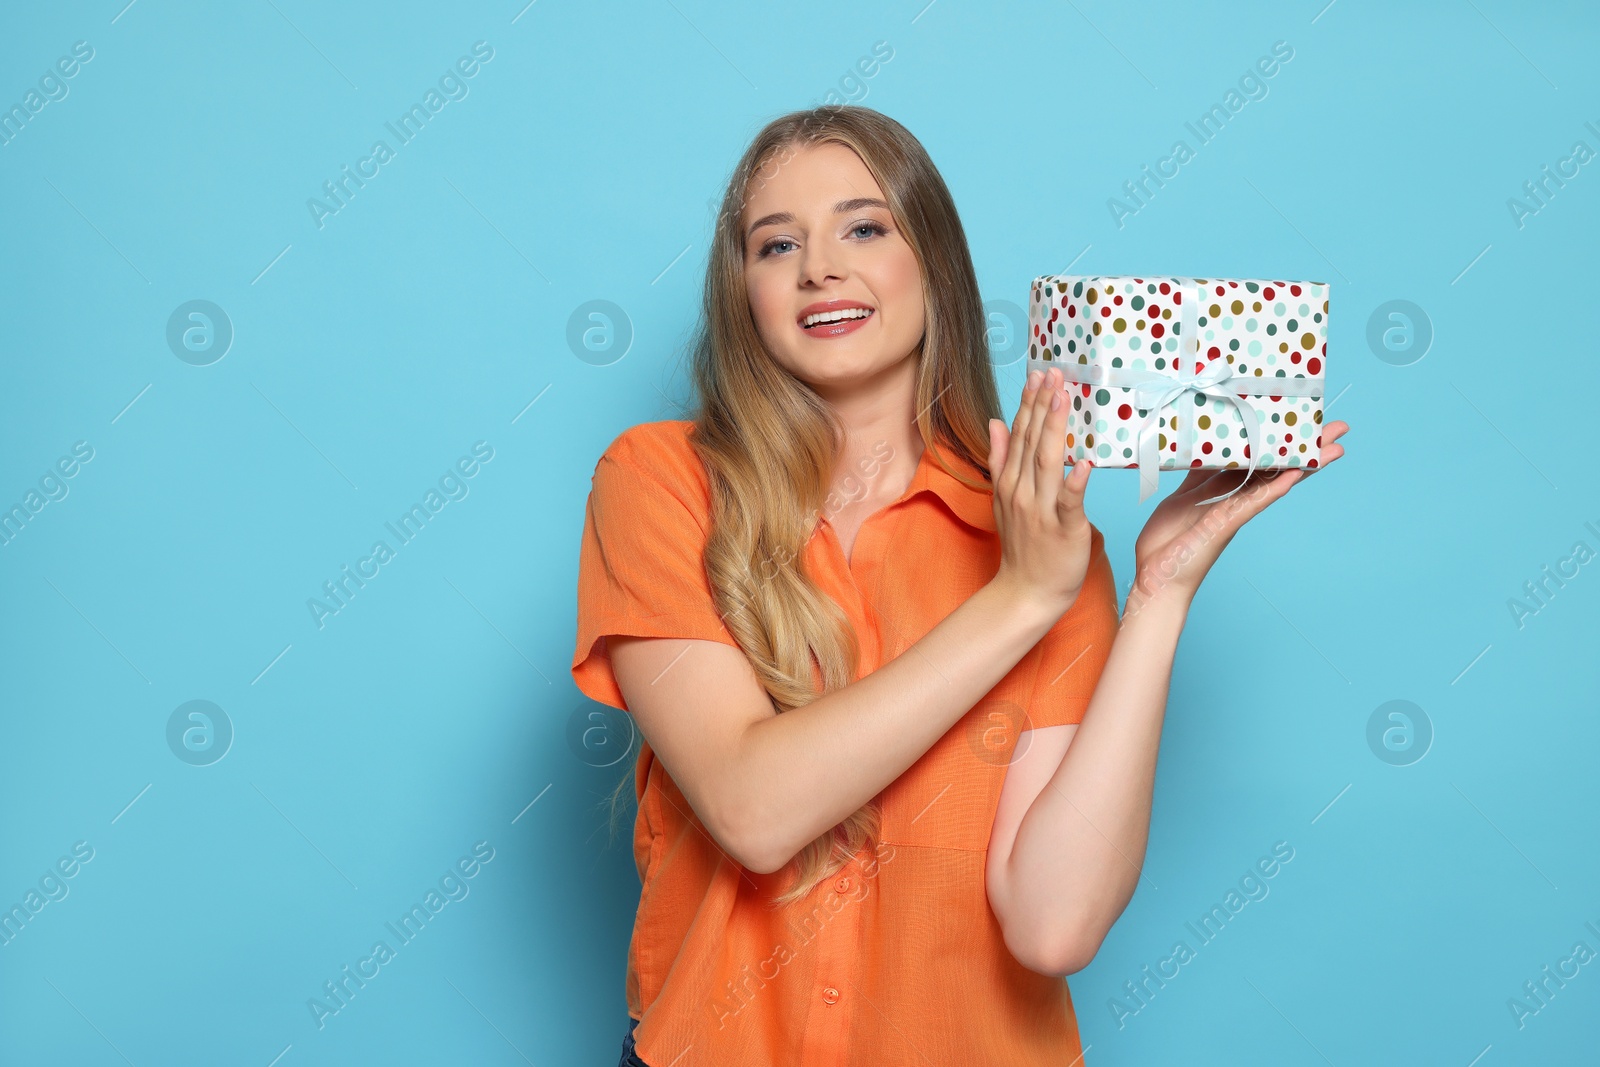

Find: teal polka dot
[1247,340,1262,356]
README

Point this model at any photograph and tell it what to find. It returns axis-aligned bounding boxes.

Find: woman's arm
[987,583,1190,975]
[611,576,1063,876]
[989,420,1350,975]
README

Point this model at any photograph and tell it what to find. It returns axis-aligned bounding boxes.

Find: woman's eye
[759,238,796,257]
[851,222,886,239]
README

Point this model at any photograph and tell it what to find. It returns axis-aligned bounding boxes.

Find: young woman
[572,105,1347,1066]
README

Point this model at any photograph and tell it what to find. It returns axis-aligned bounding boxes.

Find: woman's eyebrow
[744,197,890,242]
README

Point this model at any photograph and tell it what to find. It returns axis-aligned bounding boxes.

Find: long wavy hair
[602,104,1002,908]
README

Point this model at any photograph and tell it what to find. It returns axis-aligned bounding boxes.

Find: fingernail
[1027,370,1042,388]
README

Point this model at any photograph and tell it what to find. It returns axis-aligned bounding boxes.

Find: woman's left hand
[1121,419,1349,605]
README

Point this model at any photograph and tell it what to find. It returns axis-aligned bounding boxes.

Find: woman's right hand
[986,366,1094,618]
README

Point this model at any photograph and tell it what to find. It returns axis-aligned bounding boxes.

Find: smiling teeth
[803,307,873,327]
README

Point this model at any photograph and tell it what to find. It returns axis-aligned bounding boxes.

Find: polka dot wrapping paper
[1026,275,1328,504]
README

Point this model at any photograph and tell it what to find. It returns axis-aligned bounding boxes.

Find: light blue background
[2,1,1596,1064]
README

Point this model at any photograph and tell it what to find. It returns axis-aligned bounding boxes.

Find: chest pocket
[876,680,1033,852]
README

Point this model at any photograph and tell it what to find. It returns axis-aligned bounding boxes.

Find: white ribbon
[1030,280,1322,506]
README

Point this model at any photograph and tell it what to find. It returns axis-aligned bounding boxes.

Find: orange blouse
[572,419,1120,1066]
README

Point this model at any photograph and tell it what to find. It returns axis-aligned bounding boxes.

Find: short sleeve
[1023,523,1121,729]
[571,429,742,711]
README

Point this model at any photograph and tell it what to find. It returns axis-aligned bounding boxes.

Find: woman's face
[740,141,925,401]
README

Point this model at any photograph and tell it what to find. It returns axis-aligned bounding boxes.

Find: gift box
[1026,275,1328,505]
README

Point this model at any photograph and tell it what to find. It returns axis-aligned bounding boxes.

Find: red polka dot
[1290,351,1301,363]
[1159,282,1171,294]
[1067,304,1076,317]
[1269,395,1282,402]
[1307,357,1322,375]
[1118,404,1132,419]
[1101,306,1111,317]
[1263,286,1275,300]
[1307,457,1318,468]
[1173,291,1183,304]
[1227,281,1238,288]
[1081,384,1091,397]
[1243,444,1251,458]
[1151,322,1165,338]
[1113,295,1123,305]
[1190,458,1203,467]
[1278,446,1288,456]
[1201,441,1214,454]
[1207,346,1221,359]
[1215,285,1225,296]
[1290,284,1302,296]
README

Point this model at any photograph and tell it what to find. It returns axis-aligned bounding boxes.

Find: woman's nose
[798,241,845,286]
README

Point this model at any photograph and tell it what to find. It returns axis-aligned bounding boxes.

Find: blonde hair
[603,105,1002,908]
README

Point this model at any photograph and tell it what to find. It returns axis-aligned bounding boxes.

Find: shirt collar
[902,437,997,533]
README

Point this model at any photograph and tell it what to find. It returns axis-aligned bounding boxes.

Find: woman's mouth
[798,306,875,339]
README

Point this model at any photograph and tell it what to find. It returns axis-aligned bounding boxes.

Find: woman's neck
[824,352,926,508]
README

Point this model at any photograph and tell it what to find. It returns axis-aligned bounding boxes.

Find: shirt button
[834,876,851,893]
[822,986,840,1005]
